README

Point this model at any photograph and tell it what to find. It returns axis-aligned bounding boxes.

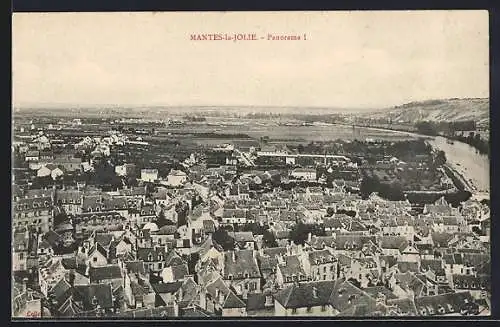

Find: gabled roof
[94,233,114,248]
[274,280,336,309]
[329,280,377,312]
[88,242,108,259]
[223,291,246,309]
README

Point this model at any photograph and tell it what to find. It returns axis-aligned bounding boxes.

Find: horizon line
[12,97,489,111]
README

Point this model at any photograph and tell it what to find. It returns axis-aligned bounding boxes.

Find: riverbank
[332,123,490,196]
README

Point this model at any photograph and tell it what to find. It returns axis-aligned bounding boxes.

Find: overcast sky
[12,11,489,109]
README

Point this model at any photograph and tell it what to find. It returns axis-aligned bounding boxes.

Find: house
[232,232,255,250]
[38,257,69,297]
[123,268,155,310]
[223,250,261,297]
[141,169,158,183]
[53,155,83,172]
[151,225,178,247]
[88,264,123,293]
[246,291,276,316]
[302,249,338,281]
[167,170,188,187]
[37,165,52,178]
[151,281,183,310]
[72,284,117,315]
[273,280,337,316]
[56,189,84,215]
[290,168,317,181]
[137,247,167,273]
[378,236,409,256]
[115,164,136,177]
[13,231,31,272]
[222,208,247,225]
[276,255,308,287]
[25,150,40,162]
[226,184,251,201]
[51,166,65,180]
[13,195,53,233]
[161,264,190,283]
[203,275,247,317]
[414,292,479,316]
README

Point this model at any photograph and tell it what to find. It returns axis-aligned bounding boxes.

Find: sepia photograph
[11,10,490,319]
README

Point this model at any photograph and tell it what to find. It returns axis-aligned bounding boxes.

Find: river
[343,124,490,196]
[427,136,490,195]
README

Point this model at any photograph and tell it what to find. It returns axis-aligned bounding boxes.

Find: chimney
[232,251,236,262]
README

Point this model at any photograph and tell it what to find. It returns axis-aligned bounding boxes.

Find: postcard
[11,11,490,319]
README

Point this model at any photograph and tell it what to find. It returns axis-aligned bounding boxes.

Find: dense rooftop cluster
[12,117,490,318]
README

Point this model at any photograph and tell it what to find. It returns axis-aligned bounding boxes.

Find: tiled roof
[274,280,336,309]
[278,255,306,278]
[181,305,216,317]
[137,247,167,262]
[125,261,146,276]
[14,196,52,212]
[89,264,122,282]
[308,249,336,265]
[223,291,246,309]
[223,250,260,279]
[386,297,418,316]
[329,280,377,313]
[152,281,183,294]
[171,264,189,281]
[73,284,114,310]
[378,236,408,251]
[414,292,475,316]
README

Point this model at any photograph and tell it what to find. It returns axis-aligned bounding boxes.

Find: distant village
[12,117,491,318]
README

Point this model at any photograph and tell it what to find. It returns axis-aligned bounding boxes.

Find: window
[291,308,297,314]
[324,266,327,273]
[93,257,97,262]
[306,307,312,313]
[321,305,327,312]
[19,252,24,260]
